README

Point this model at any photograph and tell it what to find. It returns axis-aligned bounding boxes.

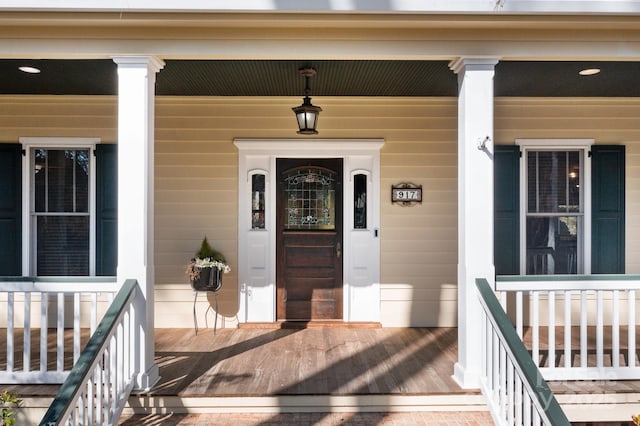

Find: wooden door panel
[286,280,336,299]
[285,247,335,268]
[276,158,343,322]
[286,300,336,320]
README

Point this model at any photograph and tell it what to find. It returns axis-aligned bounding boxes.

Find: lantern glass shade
[292,97,322,135]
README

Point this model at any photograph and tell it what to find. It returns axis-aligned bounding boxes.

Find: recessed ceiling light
[19,66,41,74]
[579,68,601,76]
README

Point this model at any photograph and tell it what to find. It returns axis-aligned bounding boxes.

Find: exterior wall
[494,98,640,275]
[153,96,460,328]
[2,95,640,328]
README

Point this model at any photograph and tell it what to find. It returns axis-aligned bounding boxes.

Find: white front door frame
[234,138,384,324]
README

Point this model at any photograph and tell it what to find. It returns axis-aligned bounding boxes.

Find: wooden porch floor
[4,326,640,423]
[148,327,466,397]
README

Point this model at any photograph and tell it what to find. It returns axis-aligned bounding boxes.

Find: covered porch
[5,326,640,423]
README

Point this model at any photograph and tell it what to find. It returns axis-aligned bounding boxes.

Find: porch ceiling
[0,59,639,97]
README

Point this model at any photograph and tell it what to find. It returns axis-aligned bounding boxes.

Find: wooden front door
[276,158,343,321]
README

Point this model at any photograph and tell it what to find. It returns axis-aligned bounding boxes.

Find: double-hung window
[494,139,625,276]
[21,138,98,276]
[520,140,590,275]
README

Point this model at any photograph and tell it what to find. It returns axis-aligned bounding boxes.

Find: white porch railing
[496,275,640,381]
[476,278,570,426]
[40,279,139,426]
[0,277,119,384]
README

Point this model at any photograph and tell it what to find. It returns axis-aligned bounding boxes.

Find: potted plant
[185,237,231,292]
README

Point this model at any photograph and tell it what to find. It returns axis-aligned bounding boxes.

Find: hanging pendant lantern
[292,68,322,135]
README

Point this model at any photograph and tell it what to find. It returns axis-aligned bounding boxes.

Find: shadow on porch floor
[145,327,467,397]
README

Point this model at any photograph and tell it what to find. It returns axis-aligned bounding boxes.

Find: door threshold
[239,321,381,329]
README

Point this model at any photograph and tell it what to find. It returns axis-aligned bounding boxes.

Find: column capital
[449,57,500,74]
[112,55,165,73]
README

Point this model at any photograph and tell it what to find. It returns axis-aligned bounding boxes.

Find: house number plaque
[391,183,422,205]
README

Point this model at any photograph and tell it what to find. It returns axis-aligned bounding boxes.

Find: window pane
[284,167,335,230]
[75,150,90,212]
[528,151,581,214]
[37,215,89,276]
[567,151,580,213]
[251,174,265,229]
[526,216,578,275]
[35,149,89,213]
[48,150,73,212]
[34,149,47,212]
[354,174,367,229]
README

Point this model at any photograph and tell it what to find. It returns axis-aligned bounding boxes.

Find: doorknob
[336,242,341,259]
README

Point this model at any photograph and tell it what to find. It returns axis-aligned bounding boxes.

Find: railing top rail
[39,279,138,426]
[0,276,117,283]
[476,278,570,426]
[0,276,119,293]
[496,274,640,291]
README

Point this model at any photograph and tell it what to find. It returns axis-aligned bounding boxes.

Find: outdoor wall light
[292,68,322,135]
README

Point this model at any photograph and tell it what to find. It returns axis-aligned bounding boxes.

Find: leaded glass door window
[283,166,336,230]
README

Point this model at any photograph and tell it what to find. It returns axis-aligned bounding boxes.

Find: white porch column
[113,56,164,391]
[449,57,498,389]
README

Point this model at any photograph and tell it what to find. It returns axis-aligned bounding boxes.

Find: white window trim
[516,138,594,275]
[19,137,100,277]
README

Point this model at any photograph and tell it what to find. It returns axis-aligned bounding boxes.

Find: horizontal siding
[155,96,459,327]
[1,95,639,328]
[495,97,640,275]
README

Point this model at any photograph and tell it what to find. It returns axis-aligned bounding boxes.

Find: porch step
[15,392,640,424]
[123,393,487,415]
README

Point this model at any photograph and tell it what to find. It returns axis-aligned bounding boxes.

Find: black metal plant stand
[191,267,223,335]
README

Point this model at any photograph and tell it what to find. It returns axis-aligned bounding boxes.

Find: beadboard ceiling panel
[0,59,637,97]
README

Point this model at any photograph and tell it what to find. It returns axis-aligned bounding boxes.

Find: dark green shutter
[0,144,22,276]
[96,144,117,276]
[591,145,625,274]
[494,145,520,275]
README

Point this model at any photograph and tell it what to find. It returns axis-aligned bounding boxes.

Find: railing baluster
[523,393,531,425]
[532,291,539,367]
[515,374,523,426]
[580,291,587,369]
[40,293,48,373]
[564,290,571,369]
[548,291,556,370]
[7,292,14,373]
[74,292,81,363]
[95,360,103,425]
[57,292,64,372]
[516,291,523,338]
[597,290,604,369]
[24,292,31,373]
[499,344,507,418]
[87,375,95,426]
[612,290,620,368]
[629,290,636,368]
[91,292,98,334]
[109,336,117,420]
[507,362,515,424]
